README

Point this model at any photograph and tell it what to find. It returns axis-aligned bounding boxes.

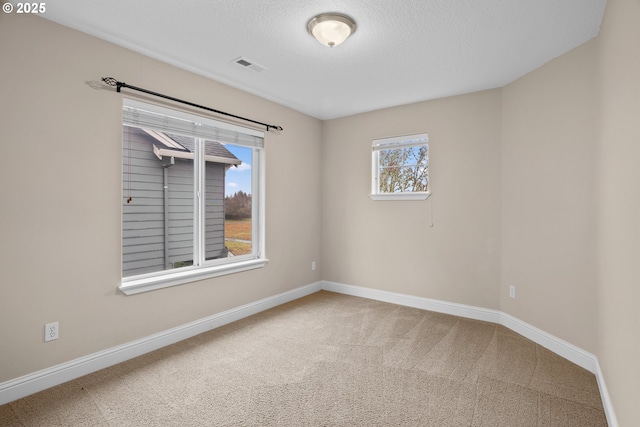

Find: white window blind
[123,99,264,148]
[372,133,429,151]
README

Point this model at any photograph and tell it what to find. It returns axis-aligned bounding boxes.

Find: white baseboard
[594,360,619,427]
[320,280,618,427]
[499,312,597,372]
[321,281,501,324]
[0,281,322,406]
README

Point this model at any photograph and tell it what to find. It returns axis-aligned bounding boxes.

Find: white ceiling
[43,0,607,120]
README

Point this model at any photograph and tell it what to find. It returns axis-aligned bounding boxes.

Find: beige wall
[500,41,598,353]
[0,15,322,382]
[322,91,502,309]
[596,0,640,424]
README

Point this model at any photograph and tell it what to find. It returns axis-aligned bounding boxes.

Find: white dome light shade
[307,13,356,48]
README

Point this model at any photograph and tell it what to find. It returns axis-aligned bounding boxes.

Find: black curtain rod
[101,77,283,132]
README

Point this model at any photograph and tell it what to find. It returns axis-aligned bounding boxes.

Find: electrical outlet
[509,285,516,299]
[311,261,317,271]
[45,322,59,342]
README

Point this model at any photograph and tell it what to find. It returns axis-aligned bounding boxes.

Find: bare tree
[225,191,252,219]
[378,146,428,193]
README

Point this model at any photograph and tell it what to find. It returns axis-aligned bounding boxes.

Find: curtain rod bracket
[101,76,282,132]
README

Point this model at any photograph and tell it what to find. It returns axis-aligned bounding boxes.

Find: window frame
[119,99,267,295]
[370,133,430,201]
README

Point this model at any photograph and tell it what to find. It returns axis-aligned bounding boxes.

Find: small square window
[371,133,430,200]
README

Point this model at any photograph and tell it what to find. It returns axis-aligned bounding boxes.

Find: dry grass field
[225,219,252,255]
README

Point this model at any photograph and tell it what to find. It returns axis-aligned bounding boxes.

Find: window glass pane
[122,125,195,277]
[404,145,428,192]
[222,144,253,257]
[374,143,428,194]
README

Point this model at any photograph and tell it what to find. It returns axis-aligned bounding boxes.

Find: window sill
[119,258,269,295]
[370,192,431,201]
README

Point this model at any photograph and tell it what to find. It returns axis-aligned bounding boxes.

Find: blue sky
[225,145,252,196]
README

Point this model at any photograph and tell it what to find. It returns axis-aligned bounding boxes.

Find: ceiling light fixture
[307,13,356,48]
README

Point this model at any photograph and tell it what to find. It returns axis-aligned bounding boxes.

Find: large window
[120,99,266,294]
[371,133,430,200]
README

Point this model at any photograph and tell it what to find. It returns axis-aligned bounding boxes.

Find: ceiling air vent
[232,57,267,72]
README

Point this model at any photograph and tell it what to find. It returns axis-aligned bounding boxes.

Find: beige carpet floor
[0,291,607,426]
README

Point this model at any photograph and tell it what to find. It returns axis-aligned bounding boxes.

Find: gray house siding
[204,162,225,258]
[122,126,227,278]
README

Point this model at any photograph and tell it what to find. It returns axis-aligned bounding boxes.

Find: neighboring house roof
[142,129,241,166]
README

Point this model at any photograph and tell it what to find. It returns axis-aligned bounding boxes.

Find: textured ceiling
[42,0,607,120]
